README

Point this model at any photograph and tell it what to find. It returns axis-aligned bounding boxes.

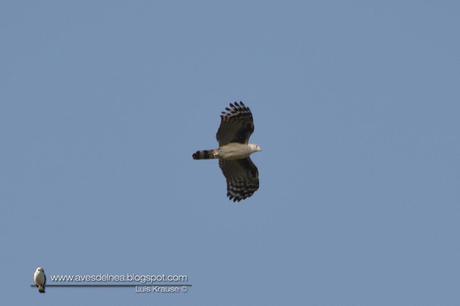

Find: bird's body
[33,267,46,293]
[193,102,262,202]
[194,143,260,160]
[218,143,260,160]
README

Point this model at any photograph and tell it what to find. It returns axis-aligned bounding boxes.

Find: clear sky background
[1,1,459,305]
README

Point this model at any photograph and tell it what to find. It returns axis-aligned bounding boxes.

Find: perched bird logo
[33,267,46,293]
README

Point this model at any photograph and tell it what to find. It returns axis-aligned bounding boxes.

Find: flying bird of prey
[33,267,46,293]
[193,102,262,202]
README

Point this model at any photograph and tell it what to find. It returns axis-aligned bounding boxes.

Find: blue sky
[1,1,459,305]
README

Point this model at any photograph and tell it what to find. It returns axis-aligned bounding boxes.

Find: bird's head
[249,144,262,153]
[36,267,45,273]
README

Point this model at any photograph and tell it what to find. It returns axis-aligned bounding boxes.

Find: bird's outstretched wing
[216,102,254,146]
[219,158,259,202]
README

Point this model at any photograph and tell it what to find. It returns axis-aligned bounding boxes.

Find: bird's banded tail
[193,149,217,160]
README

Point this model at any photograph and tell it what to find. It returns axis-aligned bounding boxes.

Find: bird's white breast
[34,271,45,285]
[218,143,253,160]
